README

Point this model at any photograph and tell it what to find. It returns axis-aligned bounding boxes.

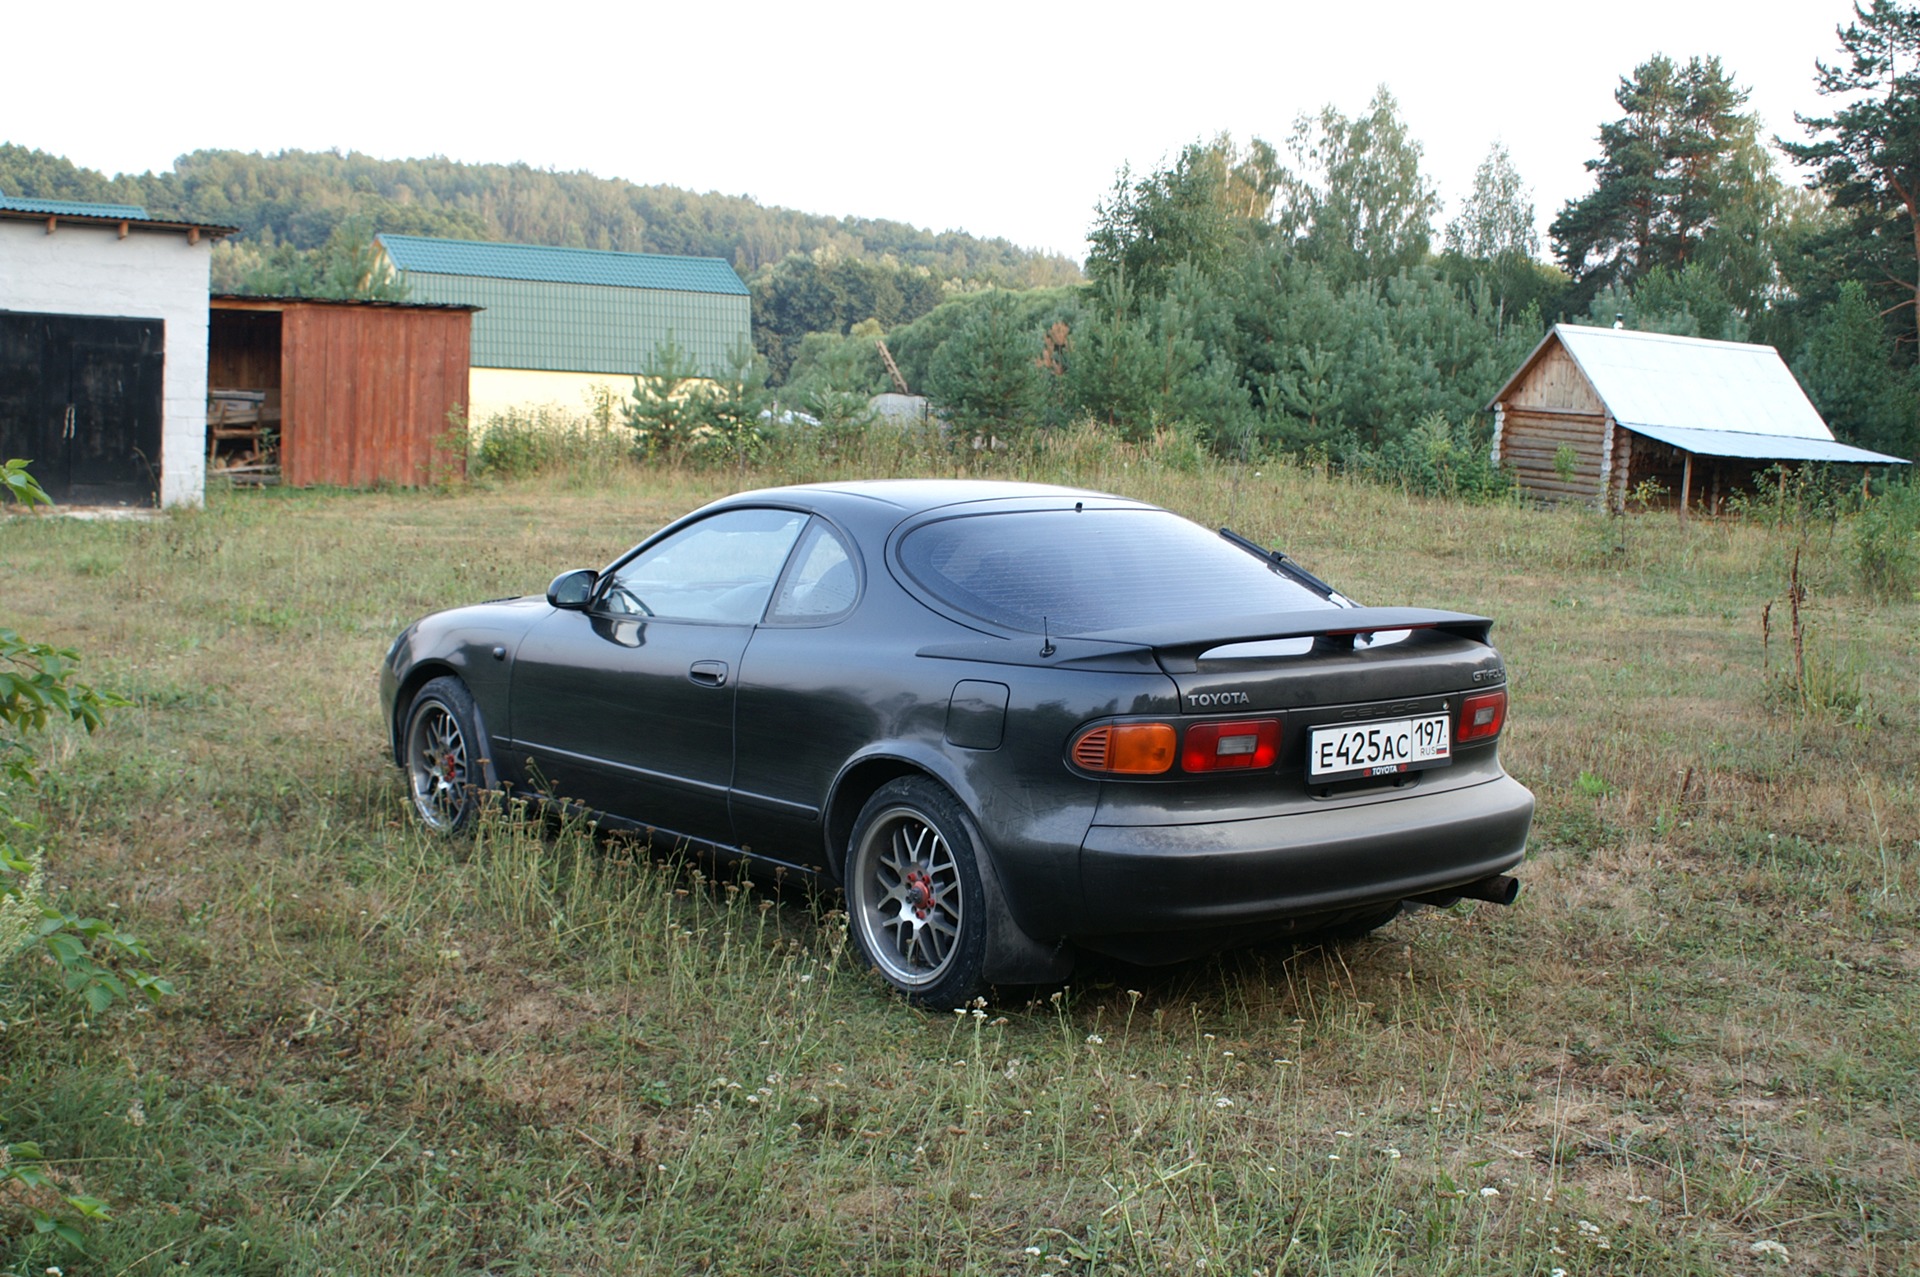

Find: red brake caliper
[905,869,934,920]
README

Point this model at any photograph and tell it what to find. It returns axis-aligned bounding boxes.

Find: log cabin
[1488,324,1907,512]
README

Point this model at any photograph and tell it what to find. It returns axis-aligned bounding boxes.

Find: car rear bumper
[1077,774,1534,934]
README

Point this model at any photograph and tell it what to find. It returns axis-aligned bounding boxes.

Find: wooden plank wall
[1497,340,1611,504]
[280,306,471,487]
[1499,409,1608,503]
[207,309,282,390]
[1506,344,1604,414]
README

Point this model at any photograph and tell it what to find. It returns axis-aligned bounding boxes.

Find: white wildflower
[1,848,48,957]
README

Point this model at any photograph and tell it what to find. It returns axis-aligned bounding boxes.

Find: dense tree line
[787,16,1920,470]
[12,6,1920,472]
[784,94,1549,478]
[0,145,1080,278]
[0,143,1079,309]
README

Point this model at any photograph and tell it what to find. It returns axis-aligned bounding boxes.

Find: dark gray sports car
[380,480,1532,1004]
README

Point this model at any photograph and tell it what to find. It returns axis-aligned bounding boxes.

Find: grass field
[2,438,1916,1275]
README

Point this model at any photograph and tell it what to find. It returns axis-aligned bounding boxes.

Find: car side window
[768,520,858,622]
[602,508,807,623]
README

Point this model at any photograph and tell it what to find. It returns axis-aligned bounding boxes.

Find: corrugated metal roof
[0,191,151,219]
[378,233,748,296]
[1627,423,1909,465]
[1547,324,1831,438]
[0,192,236,237]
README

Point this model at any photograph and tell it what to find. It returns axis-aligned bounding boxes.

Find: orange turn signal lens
[1071,722,1177,774]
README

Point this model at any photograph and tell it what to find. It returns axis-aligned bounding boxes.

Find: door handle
[688,660,729,688]
[64,404,76,440]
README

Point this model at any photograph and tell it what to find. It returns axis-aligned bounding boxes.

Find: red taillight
[1071,722,1177,774]
[1181,719,1281,772]
[1457,689,1507,743]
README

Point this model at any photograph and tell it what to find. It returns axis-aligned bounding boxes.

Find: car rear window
[897,508,1334,634]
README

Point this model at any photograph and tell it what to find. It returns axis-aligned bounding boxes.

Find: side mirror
[546,568,598,610]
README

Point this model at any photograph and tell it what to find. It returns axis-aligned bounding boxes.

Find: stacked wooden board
[206,388,281,484]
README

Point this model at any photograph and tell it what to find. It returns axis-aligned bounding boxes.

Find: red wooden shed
[208,296,477,488]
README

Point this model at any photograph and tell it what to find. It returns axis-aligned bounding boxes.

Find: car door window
[768,520,858,622]
[603,508,807,623]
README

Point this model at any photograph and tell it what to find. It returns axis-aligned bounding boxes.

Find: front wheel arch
[401,675,491,832]
[391,663,499,788]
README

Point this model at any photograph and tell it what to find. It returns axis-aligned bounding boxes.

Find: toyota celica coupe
[380,480,1533,1004]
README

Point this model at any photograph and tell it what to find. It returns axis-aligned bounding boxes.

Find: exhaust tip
[1406,874,1520,910]
[1463,874,1520,906]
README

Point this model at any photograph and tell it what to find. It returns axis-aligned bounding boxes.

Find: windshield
[898,508,1336,635]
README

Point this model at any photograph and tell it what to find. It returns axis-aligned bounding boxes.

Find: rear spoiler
[1082,607,1494,672]
[918,607,1493,672]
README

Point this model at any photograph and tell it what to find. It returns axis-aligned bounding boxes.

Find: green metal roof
[378,233,748,295]
[0,191,151,219]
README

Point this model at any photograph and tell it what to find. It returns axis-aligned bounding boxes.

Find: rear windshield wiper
[1219,527,1356,607]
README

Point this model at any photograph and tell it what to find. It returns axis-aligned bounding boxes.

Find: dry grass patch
[2,448,1915,1274]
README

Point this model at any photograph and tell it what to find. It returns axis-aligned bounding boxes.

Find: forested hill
[0,144,1082,284]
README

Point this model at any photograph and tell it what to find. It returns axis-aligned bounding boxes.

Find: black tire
[402,676,485,832]
[845,777,990,1006]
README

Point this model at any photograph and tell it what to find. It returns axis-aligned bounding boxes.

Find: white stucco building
[1,192,234,508]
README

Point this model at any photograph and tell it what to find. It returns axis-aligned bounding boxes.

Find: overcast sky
[8,0,1859,263]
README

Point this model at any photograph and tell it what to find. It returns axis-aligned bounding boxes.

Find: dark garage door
[0,311,165,506]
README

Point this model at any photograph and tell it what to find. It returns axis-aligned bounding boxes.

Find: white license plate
[1309,714,1450,779]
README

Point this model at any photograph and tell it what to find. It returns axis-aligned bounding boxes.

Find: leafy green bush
[1853,476,1920,600]
[1726,464,1849,531]
[472,403,632,480]
[1347,411,1514,502]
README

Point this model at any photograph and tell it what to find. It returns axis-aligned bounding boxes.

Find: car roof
[725,478,1131,518]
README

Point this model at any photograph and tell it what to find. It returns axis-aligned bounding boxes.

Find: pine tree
[926,292,1046,440]
[1796,280,1920,458]
[1551,55,1778,312]
[1783,0,1920,352]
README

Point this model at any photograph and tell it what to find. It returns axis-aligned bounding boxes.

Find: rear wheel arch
[829,758,1073,997]
[823,756,930,881]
